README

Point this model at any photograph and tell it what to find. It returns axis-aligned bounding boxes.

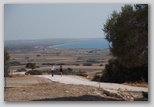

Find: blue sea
[50,39,109,49]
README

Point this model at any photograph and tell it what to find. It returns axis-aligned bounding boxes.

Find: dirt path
[36,75,148,92]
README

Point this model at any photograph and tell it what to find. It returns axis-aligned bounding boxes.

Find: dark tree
[103,4,148,68]
[4,50,10,77]
[25,63,36,70]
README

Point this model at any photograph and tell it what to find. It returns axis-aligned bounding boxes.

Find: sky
[4,4,125,40]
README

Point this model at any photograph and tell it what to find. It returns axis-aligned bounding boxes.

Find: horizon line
[5,37,106,41]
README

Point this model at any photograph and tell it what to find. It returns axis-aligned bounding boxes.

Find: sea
[50,39,109,49]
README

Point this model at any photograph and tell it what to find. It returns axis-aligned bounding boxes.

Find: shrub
[100,59,148,83]
[73,64,80,66]
[86,60,99,63]
[99,64,103,66]
[83,63,92,66]
[25,63,36,70]
[76,73,88,77]
[92,75,101,81]
[67,68,73,71]
[56,63,66,65]
[77,70,86,74]
[37,55,41,57]
[42,70,51,74]
[25,70,42,75]
[76,70,87,77]
[16,68,26,72]
[42,63,55,65]
[62,68,76,75]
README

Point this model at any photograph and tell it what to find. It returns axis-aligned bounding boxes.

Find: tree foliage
[100,58,148,83]
[25,63,36,70]
[4,50,10,77]
[103,4,148,68]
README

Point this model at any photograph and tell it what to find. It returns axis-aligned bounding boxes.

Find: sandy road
[36,75,148,92]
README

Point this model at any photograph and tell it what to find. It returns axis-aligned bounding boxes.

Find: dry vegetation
[123,82,148,88]
[9,48,110,80]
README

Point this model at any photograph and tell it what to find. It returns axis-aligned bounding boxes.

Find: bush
[76,70,87,77]
[25,63,36,70]
[16,68,26,72]
[25,70,42,75]
[83,63,92,66]
[37,55,41,57]
[73,64,80,66]
[99,64,103,66]
[100,59,148,83]
[67,68,73,71]
[92,75,101,81]
[42,63,55,65]
[56,63,66,65]
[77,70,86,74]
[86,60,99,63]
[76,73,88,77]
[62,68,76,75]
[42,70,51,74]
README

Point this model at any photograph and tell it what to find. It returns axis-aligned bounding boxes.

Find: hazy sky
[4,4,125,40]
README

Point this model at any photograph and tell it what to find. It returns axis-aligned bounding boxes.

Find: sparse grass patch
[123,81,148,88]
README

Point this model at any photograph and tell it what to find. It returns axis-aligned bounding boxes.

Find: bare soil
[4,75,145,101]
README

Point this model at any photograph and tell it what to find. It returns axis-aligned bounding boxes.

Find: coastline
[48,39,109,49]
[48,41,82,48]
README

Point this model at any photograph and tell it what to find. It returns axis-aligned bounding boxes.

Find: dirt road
[36,75,148,92]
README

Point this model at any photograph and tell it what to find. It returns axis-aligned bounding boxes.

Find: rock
[65,91,69,93]
[103,89,118,97]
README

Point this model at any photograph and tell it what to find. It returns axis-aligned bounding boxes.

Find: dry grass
[123,81,148,88]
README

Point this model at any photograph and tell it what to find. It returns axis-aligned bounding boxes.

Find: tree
[25,63,36,70]
[100,58,148,83]
[4,50,10,77]
[103,4,148,68]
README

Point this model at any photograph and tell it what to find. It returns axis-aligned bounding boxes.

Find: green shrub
[62,68,76,75]
[73,64,80,66]
[56,63,66,65]
[25,63,36,70]
[37,55,41,57]
[25,70,42,75]
[76,70,87,77]
[83,63,92,66]
[76,73,88,77]
[92,75,101,81]
[99,64,103,66]
[67,68,73,71]
[77,70,86,74]
[100,58,148,83]
[86,60,99,63]
[16,68,26,72]
[42,63,55,65]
